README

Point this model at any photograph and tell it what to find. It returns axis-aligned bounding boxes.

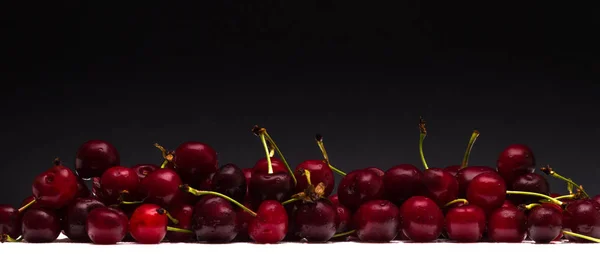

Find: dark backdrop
[1,2,598,206]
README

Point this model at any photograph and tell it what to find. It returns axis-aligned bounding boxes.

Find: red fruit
[234,200,254,242]
[0,205,21,240]
[74,175,91,199]
[293,199,337,242]
[527,205,563,243]
[353,200,400,242]
[445,204,486,242]
[334,203,352,233]
[249,171,293,206]
[363,167,385,177]
[64,197,106,242]
[32,161,79,209]
[466,171,506,214]
[496,144,536,184]
[563,199,600,242]
[443,165,461,177]
[400,196,444,242]
[487,206,527,242]
[75,140,120,179]
[329,194,339,206]
[337,169,384,211]
[86,207,128,244]
[212,163,247,203]
[131,164,160,179]
[294,160,335,197]
[140,168,183,207]
[21,208,61,243]
[455,166,494,198]
[100,166,140,204]
[248,200,288,244]
[509,173,550,205]
[253,157,287,174]
[173,141,219,184]
[192,195,238,242]
[383,164,424,206]
[166,204,194,242]
[422,168,459,206]
[129,204,169,244]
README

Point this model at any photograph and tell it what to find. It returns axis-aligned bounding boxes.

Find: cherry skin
[353,199,400,242]
[75,139,120,179]
[509,173,550,205]
[455,166,494,198]
[329,194,339,206]
[563,199,600,242]
[253,157,287,174]
[86,207,128,244]
[0,205,21,240]
[64,197,106,242]
[334,202,352,233]
[383,164,424,206]
[192,195,238,243]
[248,200,288,244]
[242,168,252,186]
[487,205,527,242]
[400,196,444,242]
[467,171,506,214]
[422,168,459,206]
[196,172,214,191]
[32,162,79,209]
[294,160,335,197]
[501,199,516,209]
[249,171,293,207]
[496,144,536,184]
[129,204,169,244]
[293,199,337,242]
[140,168,183,207]
[363,167,385,177]
[100,166,140,204]
[337,169,384,211]
[173,141,219,184]
[212,163,247,203]
[233,199,254,242]
[443,165,461,177]
[131,164,160,179]
[445,204,486,242]
[527,205,562,243]
[21,208,61,243]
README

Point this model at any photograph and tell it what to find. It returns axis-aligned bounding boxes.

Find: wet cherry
[487,205,527,242]
[249,171,293,206]
[21,208,61,243]
[192,195,238,243]
[140,168,182,207]
[334,202,352,233]
[248,200,288,244]
[353,199,400,242]
[467,171,506,214]
[445,204,486,242]
[129,204,170,244]
[496,144,536,184]
[443,165,461,177]
[100,166,140,204]
[383,164,423,206]
[64,197,106,242]
[527,204,562,243]
[422,168,459,206]
[32,159,79,209]
[293,160,335,197]
[173,141,219,185]
[456,166,494,198]
[293,199,337,242]
[253,157,287,174]
[212,163,247,203]
[400,196,444,242]
[563,199,600,242]
[337,169,384,211]
[165,204,194,242]
[86,207,128,244]
[75,139,120,179]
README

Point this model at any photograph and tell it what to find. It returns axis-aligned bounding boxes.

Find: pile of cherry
[1,122,600,245]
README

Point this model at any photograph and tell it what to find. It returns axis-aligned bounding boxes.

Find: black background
[1,2,598,206]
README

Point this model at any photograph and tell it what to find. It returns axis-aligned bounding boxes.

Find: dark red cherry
[100,166,140,204]
[354,199,400,242]
[75,140,120,179]
[456,166,494,198]
[329,194,339,206]
[496,144,536,184]
[192,195,238,243]
[32,161,79,209]
[294,160,335,197]
[563,199,600,242]
[527,205,562,243]
[212,163,247,203]
[131,164,160,179]
[140,168,183,207]
[293,199,337,242]
[248,200,288,244]
[400,196,444,242]
[233,199,254,242]
[509,173,550,205]
[467,171,506,214]
[21,208,61,243]
[0,205,21,240]
[129,204,169,244]
[422,168,459,206]
[253,157,287,174]
[249,171,293,206]
[445,204,486,242]
[383,164,423,206]
[196,172,214,191]
[334,203,352,233]
[363,167,385,177]
[86,207,128,244]
[443,165,461,177]
[337,169,384,211]
[64,197,106,242]
[173,141,219,184]
[487,206,527,242]
[165,204,194,242]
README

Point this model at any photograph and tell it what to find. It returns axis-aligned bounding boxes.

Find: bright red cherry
[86,207,128,244]
[487,206,527,242]
[456,166,494,198]
[445,204,486,242]
[563,199,600,242]
[75,140,120,179]
[422,168,459,206]
[443,165,461,177]
[64,197,106,242]
[100,166,140,204]
[173,141,219,184]
[32,159,79,209]
[353,200,400,242]
[253,157,287,174]
[466,171,506,214]
[400,196,444,242]
[166,204,194,242]
[248,200,288,244]
[129,204,169,244]
[383,164,424,206]
[293,160,335,197]
[496,144,536,184]
[139,168,182,207]
[337,169,384,211]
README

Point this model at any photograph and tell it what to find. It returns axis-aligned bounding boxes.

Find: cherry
[131,164,160,179]
[383,164,424,206]
[234,199,254,242]
[86,207,128,244]
[509,173,550,205]
[249,171,293,206]
[337,169,384,211]
[527,204,563,243]
[563,199,600,242]
[443,165,461,177]
[248,200,288,244]
[353,199,400,242]
[91,177,106,202]
[100,166,140,204]
[293,199,337,242]
[75,139,120,179]
[422,168,459,206]
[334,203,352,233]
[212,163,247,203]
[502,199,516,209]
[253,157,287,174]
[329,194,339,206]
[293,160,335,197]
[32,159,79,209]
[466,171,506,214]
[445,204,486,242]
[242,168,252,187]
[129,204,169,244]
[487,205,527,242]
[0,205,21,240]
[140,168,183,207]
[496,144,536,184]
[173,141,219,185]
[64,197,106,242]
[192,195,239,242]
[21,208,61,243]
[456,166,494,198]
[75,174,91,199]
[196,172,214,191]
[363,167,385,177]
[400,196,444,242]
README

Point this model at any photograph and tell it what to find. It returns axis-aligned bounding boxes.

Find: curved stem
[555,194,576,200]
[444,198,469,207]
[329,164,347,176]
[18,199,36,213]
[304,169,312,186]
[181,185,257,217]
[156,208,179,225]
[460,130,480,169]
[281,198,300,206]
[154,143,173,169]
[562,230,600,243]
[506,190,563,206]
[418,117,429,170]
[167,226,193,234]
[120,200,144,205]
[0,234,21,243]
[160,160,169,169]
[332,229,356,238]
[541,166,589,198]
[259,133,274,174]
[524,203,541,210]
[315,134,346,176]
[264,132,297,185]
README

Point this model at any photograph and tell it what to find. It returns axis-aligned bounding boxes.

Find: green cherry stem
[180,184,257,217]
[555,194,576,200]
[460,130,480,169]
[263,131,297,185]
[259,132,274,174]
[540,165,589,198]
[332,229,356,238]
[506,190,563,206]
[154,143,174,169]
[18,198,36,213]
[562,230,600,243]
[418,116,429,170]
[524,203,541,210]
[315,134,346,176]
[0,234,21,243]
[166,226,193,234]
[156,208,179,225]
[444,198,469,207]
[281,198,300,206]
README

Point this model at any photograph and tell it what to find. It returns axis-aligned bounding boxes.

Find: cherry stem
[315,134,346,176]
[259,133,274,174]
[444,198,469,207]
[524,203,541,210]
[541,166,589,198]
[418,117,429,170]
[180,184,257,217]
[304,169,312,186]
[332,229,356,238]
[506,190,563,206]
[154,143,173,169]
[460,130,480,169]
[18,198,36,213]
[53,157,62,166]
[0,234,20,243]
[263,132,297,185]
[562,230,600,243]
[156,208,179,225]
[166,226,193,234]
[281,198,300,206]
[120,200,144,205]
[554,194,576,200]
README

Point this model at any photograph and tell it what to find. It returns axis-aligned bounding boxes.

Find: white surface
[1,234,599,254]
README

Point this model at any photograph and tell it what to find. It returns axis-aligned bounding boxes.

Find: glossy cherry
[131,164,160,179]
[487,205,527,242]
[456,166,494,198]
[445,204,486,242]
[100,166,140,204]
[509,173,550,205]
[354,199,400,242]
[563,199,600,242]
[337,169,384,211]
[364,167,385,177]
[32,159,79,209]
[192,195,238,242]
[496,144,536,184]
[248,200,288,244]
[334,202,352,233]
[140,168,183,207]
[400,196,444,242]
[173,141,219,185]
[329,194,339,206]
[64,197,106,242]
[293,199,337,242]
[466,171,506,214]
[75,139,120,179]
[86,207,128,244]
[0,205,21,240]
[21,208,61,243]
[443,165,461,177]
[212,163,247,203]
[249,171,293,206]
[422,168,459,206]
[383,164,424,206]
[293,160,335,197]
[196,173,214,191]
[129,204,169,244]
[527,204,562,243]
[234,199,254,242]
[253,157,287,174]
